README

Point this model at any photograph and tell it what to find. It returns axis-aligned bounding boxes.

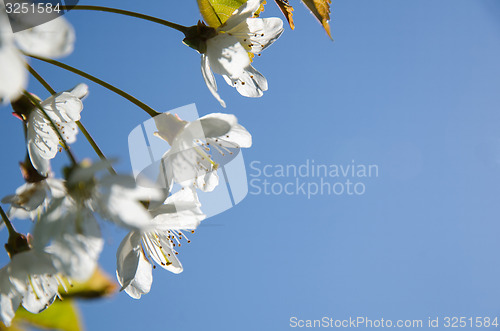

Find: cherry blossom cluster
[0,0,283,326]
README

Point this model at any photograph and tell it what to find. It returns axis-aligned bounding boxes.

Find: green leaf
[9,300,82,331]
[197,0,247,28]
[301,0,332,39]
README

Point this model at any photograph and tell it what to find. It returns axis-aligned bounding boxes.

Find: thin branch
[62,5,188,33]
[76,121,117,175]
[26,63,56,94]
[0,206,16,237]
[25,54,160,118]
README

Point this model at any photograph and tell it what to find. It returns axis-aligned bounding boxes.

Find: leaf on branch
[274,0,295,30]
[254,0,267,17]
[61,267,118,299]
[8,300,82,331]
[197,0,248,28]
[301,0,332,39]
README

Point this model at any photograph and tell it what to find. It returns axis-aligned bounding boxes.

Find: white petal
[116,232,140,289]
[45,178,66,198]
[27,113,57,175]
[165,186,201,206]
[2,183,44,210]
[155,238,183,274]
[201,54,226,107]
[0,46,27,104]
[26,88,85,169]
[0,292,21,327]
[0,267,21,327]
[206,34,250,79]
[116,232,152,299]
[141,233,183,274]
[97,175,164,230]
[21,275,58,314]
[47,232,103,281]
[158,112,251,191]
[223,65,267,97]
[99,174,165,202]
[224,123,253,148]
[0,4,25,105]
[41,92,83,122]
[26,148,51,176]
[4,179,68,221]
[221,0,263,31]
[67,160,115,185]
[161,146,218,191]
[0,3,13,40]
[124,255,153,299]
[14,17,75,58]
[32,198,65,250]
[67,83,89,100]
[151,188,206,230]
[9,251,57,291]
[35,202,104,281]
[197,113,252,147]
[100,194,153,230]
[197,113,234,138]
[195,170,219,192]
[153,112,188,145]
[228,18,284,53]
[151,208,204,230]
[6,207,31,221]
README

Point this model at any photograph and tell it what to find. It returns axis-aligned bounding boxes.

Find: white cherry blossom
[153,112,252,192]
[116,188,205,299]
[27,84,89,176]
[66,161,167,229]
[1,178,65,221]
[33,198,104,281]
[200,0,283,107]
[0,250,63,327]
[32,161,166,281]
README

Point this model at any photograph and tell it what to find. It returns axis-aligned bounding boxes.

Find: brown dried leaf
[301,0,332,39]
[274,0,295,30]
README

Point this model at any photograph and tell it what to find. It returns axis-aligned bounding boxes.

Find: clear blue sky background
[1,0,500,330]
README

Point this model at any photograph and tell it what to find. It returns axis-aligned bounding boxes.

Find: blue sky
[1,0,500,330]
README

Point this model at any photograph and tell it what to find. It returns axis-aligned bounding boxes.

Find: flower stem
[25,54,160,118]
[61,5,188,34]
[0,205,16,237]
[26,63,56,94]
[22,91,78,165]
[27,64,117,175]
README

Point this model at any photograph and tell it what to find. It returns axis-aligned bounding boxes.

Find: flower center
[27,273,64,305]
[141,229,194,269]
